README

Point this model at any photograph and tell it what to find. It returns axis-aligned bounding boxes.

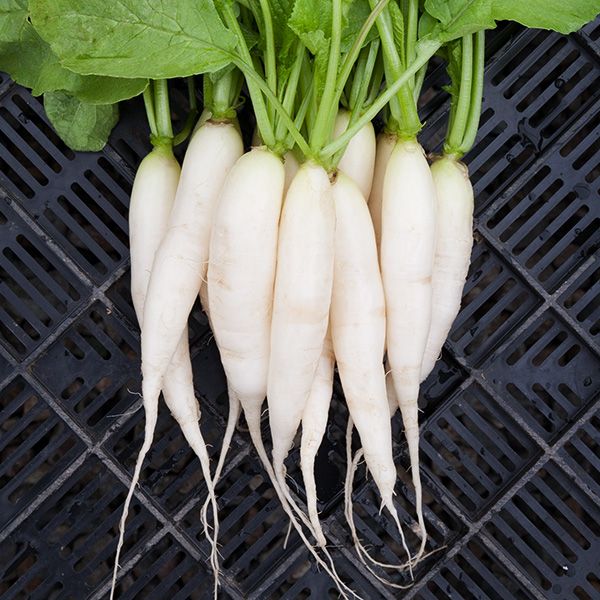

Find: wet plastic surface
[0,21,599,600]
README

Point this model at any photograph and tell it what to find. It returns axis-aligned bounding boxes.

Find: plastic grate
[0,21,599,600]
[0,201,88,359]
[111,534,218,600]
[558,408,600,499]
[0,376,85,531]
[558,257,600,339]
[420,382,542,519]
[485,309,600,442]
[419,537,536,600]
[256,547,397,600]
[484,460,600,599]
[31,302,140,440]
[0,455,160,599]
[0,348,12,383]
[482,100,600,293]
[444,240,541,367]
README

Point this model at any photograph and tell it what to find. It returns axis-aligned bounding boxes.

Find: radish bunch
[5,0,597,597]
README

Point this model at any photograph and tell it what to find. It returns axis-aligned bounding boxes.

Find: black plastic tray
[0,20,599,600]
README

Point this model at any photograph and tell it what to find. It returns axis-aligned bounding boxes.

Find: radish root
[343,419,414,579]
[246,406,357,600]
[201,388,241,529]
[110,402,158,600]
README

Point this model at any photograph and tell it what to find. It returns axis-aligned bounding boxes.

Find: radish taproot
[268,161,335,481]
[112,142,185,597]
[381,138,436,561]
[421,157,474,380]
[331,171,413,567]
[208,147,284,477]
[300,330,335,547]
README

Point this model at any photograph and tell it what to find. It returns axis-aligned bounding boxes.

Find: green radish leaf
[0,0,147,102]
[29,0,237,79]
[388,0,406,67]
[0,0,28,42]
[440,39,462,102]
[343,0,377,52]
[289,0,375,99]
[289,0,331,56]
[423,0,597,45]
[290,0,375,55]
[271,0,297,59]
[254,0,297,85]
[418,10,438,40]
[424,0,496,42]
[44,91,118,151]
[289,0,332,103]
[492,0,600,34]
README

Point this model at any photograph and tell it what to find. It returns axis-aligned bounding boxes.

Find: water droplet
[583,377,592,387]
[574,183,590,199]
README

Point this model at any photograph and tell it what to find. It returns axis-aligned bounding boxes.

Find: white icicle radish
[140,121,243,448]
[208,147,284,466]
[368,132,396,254]
[113,146,218,596]
[381,138,436,561]
[209,151,350,596]
[420,157,474,381]
[300,331,335,547]
[330,172,412,565]
[129,147,179,316]
[113,149,179,598]
[333,108,376,200]
[268,161,335,471]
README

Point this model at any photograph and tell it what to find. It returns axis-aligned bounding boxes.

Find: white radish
[267,162,354,594]
[113,145,217,595]
[299,331,335,547]
[333,108,376,200]
[129,147,180,319]
[420,157,474,381]
[112,149,178,599]
[296,111,375,550]
[330,172,412,569]
[208,147,283,476]
[210,151,350,596]
[140,121,243,484]
[298,112,377,549]
[368,132,396,254]
[381,138,436,562]
[268,161,334,478]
